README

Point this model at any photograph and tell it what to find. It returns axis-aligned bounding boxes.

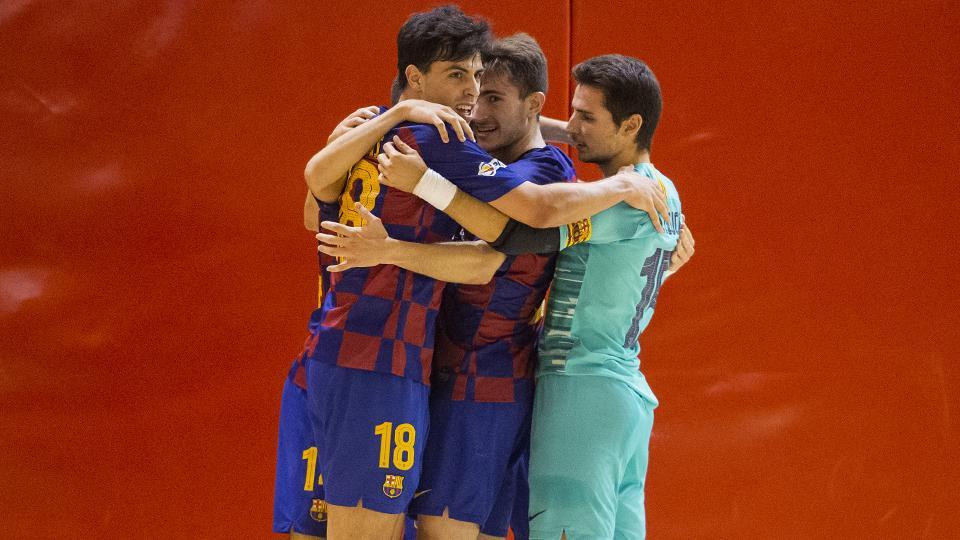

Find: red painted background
[1,1,957,538]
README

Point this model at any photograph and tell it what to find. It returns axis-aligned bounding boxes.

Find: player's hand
[377,135,428,194]
[669,218,695,272]
[327,106,380,144]
[618,166,670,234]
[317,203,391,272]
[397,99,474,143]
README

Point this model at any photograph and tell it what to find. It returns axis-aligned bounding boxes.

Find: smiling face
[411,52,484,119]
[566,83,636,168]
[471,71,533,154]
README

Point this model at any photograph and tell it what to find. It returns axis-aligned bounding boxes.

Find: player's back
[538,163,681,404]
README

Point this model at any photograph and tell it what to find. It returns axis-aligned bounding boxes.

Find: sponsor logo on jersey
[478,158,506,177]
[309,498,328,522]
[383,474,405,498]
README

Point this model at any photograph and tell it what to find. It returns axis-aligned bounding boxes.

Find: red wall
[1,1,957,538]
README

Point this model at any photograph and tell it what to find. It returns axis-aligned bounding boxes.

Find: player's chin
[475,130,498,149]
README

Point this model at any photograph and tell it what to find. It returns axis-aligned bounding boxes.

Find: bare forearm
[492,176,630,228]
[540,116,572,144]
[382,239,505,285]
[539,178,632,226]
[442,190,511,243]
[304,191,320,231]
[305,106,404,202]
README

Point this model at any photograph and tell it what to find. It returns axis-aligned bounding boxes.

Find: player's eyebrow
[479,89,505,97]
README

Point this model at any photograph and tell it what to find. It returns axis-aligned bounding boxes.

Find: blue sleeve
[396,124,528,203]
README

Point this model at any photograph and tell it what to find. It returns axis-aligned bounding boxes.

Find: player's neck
[599,148,651,177]
[494,123,545,164]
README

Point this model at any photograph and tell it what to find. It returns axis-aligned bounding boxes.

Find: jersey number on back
[339,151,381,227]
[624,248,672,347]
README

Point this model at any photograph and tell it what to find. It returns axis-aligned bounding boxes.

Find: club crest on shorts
[309,498,328,522]
[478,158,506,177]
[383,474,405,498]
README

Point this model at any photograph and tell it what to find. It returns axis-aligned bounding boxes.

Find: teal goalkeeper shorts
[528,374,656,539]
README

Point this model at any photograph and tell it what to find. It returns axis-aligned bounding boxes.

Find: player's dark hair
[572,54,662,151]
[396,5,491,93]
[481,33,548,98]
[390,76,402,105]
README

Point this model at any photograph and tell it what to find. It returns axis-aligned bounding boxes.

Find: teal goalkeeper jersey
[538,163,681,405]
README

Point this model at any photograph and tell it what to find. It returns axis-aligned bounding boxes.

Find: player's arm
[496,204,692,261]
[317,203,505,285]
[664,220,695,281]
[539,116,573,145]
[491,172,662,229]
[304,192,320,231]
[303,106,381,231]
[304,100,473,203]
[377,137,670,231]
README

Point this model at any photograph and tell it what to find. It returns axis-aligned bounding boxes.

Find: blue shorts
[408,396,531,537]
[306,360,430,515]
[273,367,327,537]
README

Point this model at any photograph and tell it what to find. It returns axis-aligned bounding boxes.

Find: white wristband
[412,168,457,211]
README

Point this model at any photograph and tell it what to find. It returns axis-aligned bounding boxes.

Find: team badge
[477,158,506,177]
[382,474,405,498]
[309,498,328,522]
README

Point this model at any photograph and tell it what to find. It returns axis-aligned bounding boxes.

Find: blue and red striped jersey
[431,145,577,403]
[307,112,535,385]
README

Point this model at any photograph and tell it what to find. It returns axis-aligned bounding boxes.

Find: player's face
[566,84,629,165]
[419,53,483,119]
[471,72,530,154]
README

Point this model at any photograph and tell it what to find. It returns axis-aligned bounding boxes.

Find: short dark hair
[572,55,662,151]
[396,5,491,93]
[390,76,402,105]
[482,33,548,97]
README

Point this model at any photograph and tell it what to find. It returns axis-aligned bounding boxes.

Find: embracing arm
[317,203,505,285]
[303,106,380,229]
[304,101,472,203]
[539,116,573,145]
[379,239,505,285]
[376,136,669,231]
[663,220,695,281]
[305,106,406,203]
[489,176,637,228]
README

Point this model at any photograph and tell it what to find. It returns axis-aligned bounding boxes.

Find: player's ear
[405,65,423,92]
[526,91,546,118]
[619,113,643,139]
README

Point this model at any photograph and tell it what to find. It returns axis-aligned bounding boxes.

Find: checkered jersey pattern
[307,115,532,385]
[431,145,577,402]
[290,199,340,391]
